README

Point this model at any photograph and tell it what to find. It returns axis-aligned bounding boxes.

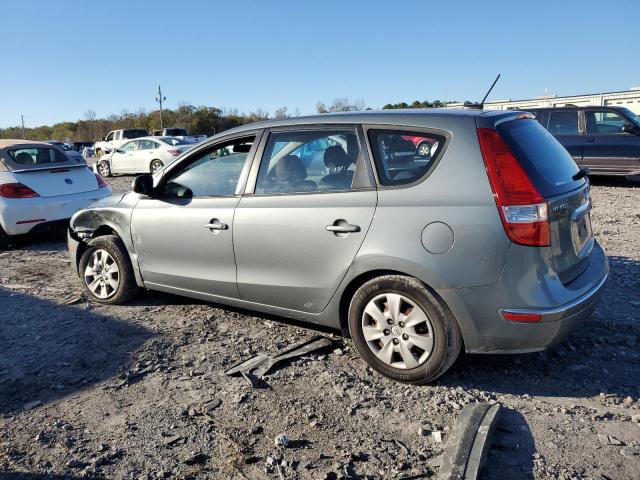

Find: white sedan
[95,136,193,176]
[0,139,111,248]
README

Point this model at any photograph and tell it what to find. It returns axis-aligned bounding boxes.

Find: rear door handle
[204,219,228,231]
[326,220,361,233]
[586,137,595,143]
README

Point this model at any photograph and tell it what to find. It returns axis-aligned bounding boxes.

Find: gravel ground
[0,175,639,480]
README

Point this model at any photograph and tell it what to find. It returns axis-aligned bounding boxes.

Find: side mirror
[622,124,639,134]
[132,174,155,196]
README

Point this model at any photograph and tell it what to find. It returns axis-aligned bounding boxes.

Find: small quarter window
[367,130,445,186]
[547,111,578,135]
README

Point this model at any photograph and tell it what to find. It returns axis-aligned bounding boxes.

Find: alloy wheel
[84,249,120,299]
[361,293,434,369]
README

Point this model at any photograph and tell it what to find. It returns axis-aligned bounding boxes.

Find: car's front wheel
[150,159,164,173]
[78,235,139,304]
[97,161,111,177]
[348,275,462,384]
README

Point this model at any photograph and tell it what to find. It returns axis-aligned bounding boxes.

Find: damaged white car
[0,139,111,248]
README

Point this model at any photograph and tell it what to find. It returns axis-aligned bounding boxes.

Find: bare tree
[274,106,289,119]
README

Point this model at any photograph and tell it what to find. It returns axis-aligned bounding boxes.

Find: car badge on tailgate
[65,178,73,184]
[552,202,568,215]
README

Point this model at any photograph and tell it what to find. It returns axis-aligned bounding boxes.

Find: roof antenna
[476,74,501,109]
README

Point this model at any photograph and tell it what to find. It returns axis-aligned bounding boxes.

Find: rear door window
[496,119,584,197]
[367,129,445,186]
[547,111,579,135]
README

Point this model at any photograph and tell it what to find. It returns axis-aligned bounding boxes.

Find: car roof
[0,139,51,149]
[219,108,517,136]
[525,105,629,111]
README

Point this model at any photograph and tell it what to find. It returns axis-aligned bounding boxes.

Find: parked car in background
[94,129,149,158]
[0,139,110,248]
[71,141,94,152]
[150,127,207,144]
[46,140,85,164]
[526,106,640,176]
[95,136,193,176]
[68,109,607,384]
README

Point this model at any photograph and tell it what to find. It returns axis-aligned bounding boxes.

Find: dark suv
[526,106,640,176]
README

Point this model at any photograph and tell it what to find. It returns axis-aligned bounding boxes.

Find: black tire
[97,160,111,177]
[78,235,140,304]
[348,275,462,384]
[150,159,164,173]
[0,225,11,250]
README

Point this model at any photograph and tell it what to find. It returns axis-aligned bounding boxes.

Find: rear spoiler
[7,163,90,174]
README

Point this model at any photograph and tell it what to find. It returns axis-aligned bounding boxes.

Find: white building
[445,87,640,114]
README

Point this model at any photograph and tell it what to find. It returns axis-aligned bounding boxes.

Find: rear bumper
[0,188,111,235]
[439,241,609,353]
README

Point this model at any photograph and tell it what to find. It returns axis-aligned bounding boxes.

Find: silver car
[68,110,609,383]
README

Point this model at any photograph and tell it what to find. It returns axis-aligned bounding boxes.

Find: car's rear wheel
[150,159,164,173]
[348,275,462,384]
[97,161,111,177]
[416,141,431,157]
[79,235,139,304]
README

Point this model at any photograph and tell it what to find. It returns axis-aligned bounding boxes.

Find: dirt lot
[1,176,639,480]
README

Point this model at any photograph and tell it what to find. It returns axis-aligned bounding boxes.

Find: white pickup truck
[94,129,149,158]
[150,128,207,144]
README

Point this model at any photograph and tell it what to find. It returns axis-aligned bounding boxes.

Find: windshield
[619,107,640,127]
[160,137,189,146]
[9,147,70,165]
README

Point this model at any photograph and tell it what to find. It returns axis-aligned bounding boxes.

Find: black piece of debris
[224,335,333,387]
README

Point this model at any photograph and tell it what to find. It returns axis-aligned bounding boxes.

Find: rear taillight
[168,149,182,156]
[0,183,40,198]
[477,128,550,247]
[94,173,108,188]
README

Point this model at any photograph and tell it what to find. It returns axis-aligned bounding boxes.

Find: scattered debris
[225,335,333,387]
[23,400,41,411]
[275,434,289,448]
[438,403,501,480]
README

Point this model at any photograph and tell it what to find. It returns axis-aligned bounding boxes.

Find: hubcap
[84,249,120,299]
[418,144,431,156]
[361,293,434,369]
[99,163,109,175]
[151,162,162,173]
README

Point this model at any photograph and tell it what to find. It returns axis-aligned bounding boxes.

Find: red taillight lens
[0,183,40,198]
[477,128,550,247]
[94,173,108,188]
[168,149,182,156]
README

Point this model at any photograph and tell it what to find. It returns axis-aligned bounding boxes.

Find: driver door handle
[204,219,228,231]
[326,220,361,233]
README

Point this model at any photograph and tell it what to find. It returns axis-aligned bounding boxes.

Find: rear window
[123,129,148,139]
[9,147,69,165]
[165,128,188,136]
[496,119,584,197]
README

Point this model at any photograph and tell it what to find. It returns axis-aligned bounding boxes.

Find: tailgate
[495,118,592,284]
[547,185,593,283]
[13,166,100,198]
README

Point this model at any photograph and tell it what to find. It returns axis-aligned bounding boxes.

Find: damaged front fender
[69,192,144,286]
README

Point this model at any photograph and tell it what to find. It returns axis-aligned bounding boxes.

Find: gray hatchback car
[68,109,609,383]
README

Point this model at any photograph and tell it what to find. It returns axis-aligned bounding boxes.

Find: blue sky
[1,0,639,128]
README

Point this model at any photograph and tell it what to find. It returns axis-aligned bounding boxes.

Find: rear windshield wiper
[572,168,590,181]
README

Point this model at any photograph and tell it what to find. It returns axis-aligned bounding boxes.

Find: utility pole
[155,85,166,131]
[21,115,25,139]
